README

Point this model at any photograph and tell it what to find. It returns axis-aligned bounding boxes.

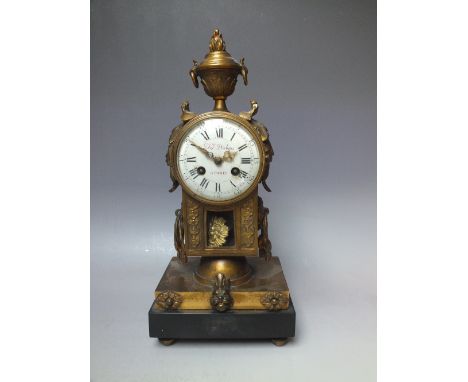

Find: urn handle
[189,60,199,88]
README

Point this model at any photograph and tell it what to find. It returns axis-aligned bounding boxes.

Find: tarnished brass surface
[158,339,176,346]
[158,30,289,314]
[210,273,233,312]
[189,29,248,111]
[155,291,183,311]
[260,291,288,311]
[155,257,289,310]
[239,100,258,121]
[182,192,259,257]
[173,208,186,263]
[187,197,202,248]
[272,338,289,346]
[151,29,295,341]
[258,197,272,261]
[240,197,256,247]
[180,100,197,122]
[251,118,274,192]
[194,256,252,286]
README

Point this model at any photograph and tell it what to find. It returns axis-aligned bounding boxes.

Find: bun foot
[272,338,288,346]
[159,338,176,346]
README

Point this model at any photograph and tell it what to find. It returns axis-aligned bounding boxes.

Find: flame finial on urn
[209,29,226,52]
[189,29,248,111]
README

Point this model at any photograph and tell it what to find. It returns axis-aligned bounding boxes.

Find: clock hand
[222,150,238,162]
[190,140,232,166]
[190,140,215,159]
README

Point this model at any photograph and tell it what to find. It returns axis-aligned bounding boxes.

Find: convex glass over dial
[177,117,261,202]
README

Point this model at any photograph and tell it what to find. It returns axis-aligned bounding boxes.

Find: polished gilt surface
[194,257,252,286]
[208,216,229,247]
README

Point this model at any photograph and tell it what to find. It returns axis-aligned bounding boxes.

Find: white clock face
[177,117,261,202]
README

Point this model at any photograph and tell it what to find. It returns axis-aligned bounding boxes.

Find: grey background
[91,0,376,381]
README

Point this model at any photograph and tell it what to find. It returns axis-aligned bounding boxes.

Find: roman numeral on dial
[216,128,223,138]
[230,132,236,141]
[189,168,199,178]
[241,157,251,164]
[215,182,221,192]
[239,170,249,178]
[201,131,210,140]
[186,157,196,162]
[200,177,209,189]
[238,144,247,151]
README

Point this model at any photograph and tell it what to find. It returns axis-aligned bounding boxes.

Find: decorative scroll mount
[180,100,197,123]
[239,99,258,121]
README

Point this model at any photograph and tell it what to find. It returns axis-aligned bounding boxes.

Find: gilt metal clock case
[169,111,266,206]
[149,30,295,345]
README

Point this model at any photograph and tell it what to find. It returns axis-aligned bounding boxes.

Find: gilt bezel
[173,111,265,206]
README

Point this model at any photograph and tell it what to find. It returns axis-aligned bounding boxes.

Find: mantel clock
[149,30,295,346]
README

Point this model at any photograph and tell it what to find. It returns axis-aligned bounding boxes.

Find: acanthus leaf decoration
[187,197,201,248]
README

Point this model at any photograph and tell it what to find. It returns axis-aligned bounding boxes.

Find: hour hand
[222,150,237,162]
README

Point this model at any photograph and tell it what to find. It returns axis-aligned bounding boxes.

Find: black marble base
[148,298,296,341]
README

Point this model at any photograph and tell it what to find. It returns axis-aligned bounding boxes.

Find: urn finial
[209,29,226,52]
[189,29,248,111]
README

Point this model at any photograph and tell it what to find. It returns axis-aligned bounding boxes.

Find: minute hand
[190,140,215,158]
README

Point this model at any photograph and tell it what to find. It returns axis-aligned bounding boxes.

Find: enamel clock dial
[177,116,261,202]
